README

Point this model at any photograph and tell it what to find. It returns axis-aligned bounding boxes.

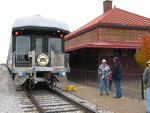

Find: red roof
[66,8,150,39]
[100,8,150,26]
[65,41,140,52]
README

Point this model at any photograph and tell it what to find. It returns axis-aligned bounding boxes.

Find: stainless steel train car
[7,16,70,89]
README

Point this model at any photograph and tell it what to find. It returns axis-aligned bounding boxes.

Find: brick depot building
[65,0,150,84]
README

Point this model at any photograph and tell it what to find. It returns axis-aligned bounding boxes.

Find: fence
[67,69,98,85]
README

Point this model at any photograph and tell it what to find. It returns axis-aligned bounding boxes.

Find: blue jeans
[114,80,122,97]
[146,87,150,112]
[100,78,109,94]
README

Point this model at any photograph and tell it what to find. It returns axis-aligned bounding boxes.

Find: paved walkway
[57,76,146,113]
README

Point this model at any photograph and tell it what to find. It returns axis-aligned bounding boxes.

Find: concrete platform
[57,76,146,113]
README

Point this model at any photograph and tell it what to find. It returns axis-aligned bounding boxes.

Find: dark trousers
[114,80,122,97]
[109,80,112,90]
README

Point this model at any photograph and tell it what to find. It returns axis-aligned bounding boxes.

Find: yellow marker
[66,86,77,91]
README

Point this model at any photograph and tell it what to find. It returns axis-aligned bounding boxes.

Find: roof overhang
[65,41,140,52]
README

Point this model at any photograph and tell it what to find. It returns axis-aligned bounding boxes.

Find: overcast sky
[0,0,150,63]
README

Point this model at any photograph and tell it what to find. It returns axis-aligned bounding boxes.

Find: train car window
[36,38,43,54]
[16,36,30,53]
[49,38,61,53]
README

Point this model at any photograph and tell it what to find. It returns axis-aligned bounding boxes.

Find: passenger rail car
[7,16,70,89]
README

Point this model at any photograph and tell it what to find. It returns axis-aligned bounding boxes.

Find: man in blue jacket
[112,57,123,98]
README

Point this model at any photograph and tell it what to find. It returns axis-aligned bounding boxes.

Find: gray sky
[0,0,150,63]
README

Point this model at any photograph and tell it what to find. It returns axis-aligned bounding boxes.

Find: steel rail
[50,88,99,113]
[21,86,46,113]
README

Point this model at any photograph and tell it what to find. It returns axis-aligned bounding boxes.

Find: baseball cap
[146,60,150,64]
[102,59,106,63]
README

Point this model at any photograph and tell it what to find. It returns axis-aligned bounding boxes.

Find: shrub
[135,35,150,69]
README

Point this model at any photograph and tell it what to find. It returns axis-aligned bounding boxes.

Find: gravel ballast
[0,66,23,113]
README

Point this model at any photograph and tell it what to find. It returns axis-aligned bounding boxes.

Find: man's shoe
[100,93,103,95]
[106,93,109,95]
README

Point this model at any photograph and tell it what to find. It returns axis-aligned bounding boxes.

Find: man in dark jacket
[112,57,123,98]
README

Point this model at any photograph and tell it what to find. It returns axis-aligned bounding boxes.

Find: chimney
[103,0,112,13]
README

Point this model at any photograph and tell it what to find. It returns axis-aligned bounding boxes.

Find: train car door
[31,36,46,55]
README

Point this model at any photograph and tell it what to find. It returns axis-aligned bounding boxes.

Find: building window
[128,49,136,54]
[114,49,122,56]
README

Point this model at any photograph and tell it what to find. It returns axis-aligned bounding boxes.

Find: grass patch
[126,85,147,90]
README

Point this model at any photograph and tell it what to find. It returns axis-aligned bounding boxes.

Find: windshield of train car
[49,38,62,53]
[16,36,30,53]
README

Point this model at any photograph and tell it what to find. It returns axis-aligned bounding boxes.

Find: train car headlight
[37,54,49,66]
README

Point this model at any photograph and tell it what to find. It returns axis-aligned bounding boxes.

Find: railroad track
[15,86,113,113]
[15,86,38,113]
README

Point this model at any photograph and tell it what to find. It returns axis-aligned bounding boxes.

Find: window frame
[48,37,62,53]
[16,36,30,53]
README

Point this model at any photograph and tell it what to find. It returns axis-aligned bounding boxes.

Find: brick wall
[65,28,97,50]
[98,27,150,41]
